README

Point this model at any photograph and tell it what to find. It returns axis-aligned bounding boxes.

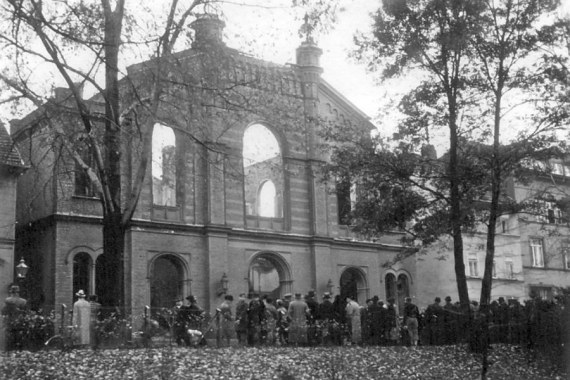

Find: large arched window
[248,253,292,298]
[243,124,283,218]
[152,123,176,207]
[73,252,92,297]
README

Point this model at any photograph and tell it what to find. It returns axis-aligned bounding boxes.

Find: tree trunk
[448,99,470,310]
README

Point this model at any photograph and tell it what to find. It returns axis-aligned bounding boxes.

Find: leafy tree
[335,0,568,315]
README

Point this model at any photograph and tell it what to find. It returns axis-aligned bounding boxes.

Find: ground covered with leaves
[0,344,564,379]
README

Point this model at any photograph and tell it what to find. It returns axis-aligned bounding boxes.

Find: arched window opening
[152,124,177,207]
[150,255,184,310]
[248,253,290,299]
[73,252,92,297]
[336,176,357,225]
[243,124,283,218]
[385,273,396,303]
[258,180,278,217]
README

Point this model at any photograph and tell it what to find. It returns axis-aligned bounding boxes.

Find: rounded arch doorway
[340,267,368,304]
[248,252,291,299]
[150,254,185,310]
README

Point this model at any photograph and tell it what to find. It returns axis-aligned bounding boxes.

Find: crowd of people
[170,291,425,347]
[167,291,567,348]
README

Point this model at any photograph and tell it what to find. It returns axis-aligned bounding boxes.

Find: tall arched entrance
[150,255,185,310]
[340,267,367,304]
[248,253,291,299]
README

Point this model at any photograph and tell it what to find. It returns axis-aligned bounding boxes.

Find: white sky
[2,0,569,139]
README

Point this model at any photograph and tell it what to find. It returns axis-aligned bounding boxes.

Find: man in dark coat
[186,295,204,330]
[305,290,319,345]
[318,293,335,345]
[246,294,265,346]
[234,293,249,346]
[425,297,444,345]
[367,296,384,346]
[443,296,459,344]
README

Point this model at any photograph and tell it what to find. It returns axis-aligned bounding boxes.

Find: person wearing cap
[288,293,309,345]
[72,289,91,346]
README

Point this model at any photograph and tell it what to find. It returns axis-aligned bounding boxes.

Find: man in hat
[186,295,204,330]
[72,290,91,346]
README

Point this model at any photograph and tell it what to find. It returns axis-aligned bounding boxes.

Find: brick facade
[10,16,410,323]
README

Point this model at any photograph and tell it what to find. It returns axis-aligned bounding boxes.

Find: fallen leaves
[0,344,565,379]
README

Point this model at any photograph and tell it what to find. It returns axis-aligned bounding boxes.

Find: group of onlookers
[214,291,415,347]
[169,291,565,348]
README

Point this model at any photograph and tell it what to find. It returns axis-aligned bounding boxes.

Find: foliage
[93,311,132,346]
[0,345,565,379]
[3,309,55,351]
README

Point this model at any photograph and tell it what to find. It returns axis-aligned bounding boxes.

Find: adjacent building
[0,123,26,349]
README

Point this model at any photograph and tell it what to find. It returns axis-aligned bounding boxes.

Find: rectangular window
[336,177,352,225]
[530,286,553,301]
[563,243,570,270]
[530,239,544,268]
[505,259,514,279]
[468,257,479,277]
[535,200,564,224]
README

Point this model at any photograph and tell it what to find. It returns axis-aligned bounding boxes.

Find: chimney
[190,14,225,49]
